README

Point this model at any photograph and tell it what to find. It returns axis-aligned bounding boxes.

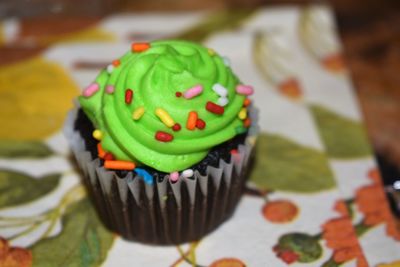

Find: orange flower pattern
[321,53,346,73]
[209,258,246,267]
[355,168,400,241]
[0,238,32,267]
[322,201,368,267]
[278,78,303,100]
[333,200,350,217]
[262,200,299,223]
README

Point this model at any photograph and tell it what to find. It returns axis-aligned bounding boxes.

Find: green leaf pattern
[250,133,336,192]
[31,199,114,267]
[0,140,53,158]
[0,170,61,208]
[310,105,372,159]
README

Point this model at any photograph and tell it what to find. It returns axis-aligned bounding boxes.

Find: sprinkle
[196,119,206,129]
[155,131,174,142]
[106,85,114,94]
[97,143,106,158]
[172,123,181,131]
[208,48,215,56]
[244,118,251,128]
[222,56,231,66]
[155,108,175,127]
[112,59,120,67]
[106,64,114,74]
[170,172,179,182]
[125,89,133,104]
[182,169,194,178]
[230,149,238,155]
[218,97,229,106]
[205,101,224,115]
[135,168,154,185]
[236,84,254,96]
[131,42,150,52]
[104,152,115,161]
[92,129,102,140]
[132,106,145,120]
[105,160,136,171]
[243,98,251,107]
[212,83,228,97]
[83,83,99,98]
[235,126,247,134]
[238,108,247,120]
[186,111,198,130]
[183,85,203,99]
[175,92,182,97]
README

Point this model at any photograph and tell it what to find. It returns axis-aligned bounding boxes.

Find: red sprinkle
[104,152,115,161]
[175,92,182,97]
[155,131,174,142]
[125,89,133,104]
[196,119,206,129]
[244,118,251,128]
[206,101,224,115]
[112,60,120,67]
[172,123,181,131]
[230,149,238,155]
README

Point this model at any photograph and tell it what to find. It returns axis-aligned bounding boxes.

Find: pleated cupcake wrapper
[64,104,259,244]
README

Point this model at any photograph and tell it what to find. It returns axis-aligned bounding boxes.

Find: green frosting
[79,40,247,172]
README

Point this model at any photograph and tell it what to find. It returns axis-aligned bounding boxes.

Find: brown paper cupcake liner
[64,104,258,245]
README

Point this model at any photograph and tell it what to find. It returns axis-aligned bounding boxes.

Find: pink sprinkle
[236,84,254,96]
[183,85,203,99]
[170,172,179,182]
[106,85,114,94]
[83,83,99,97]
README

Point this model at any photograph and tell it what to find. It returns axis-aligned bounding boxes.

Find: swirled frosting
[79,40,251,172]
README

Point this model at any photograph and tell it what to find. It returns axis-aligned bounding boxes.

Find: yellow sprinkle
[238,108,247,120]
[132,106,145,120]
[208,48,215,56]
[92,129,102,140]
[155,108,175,127]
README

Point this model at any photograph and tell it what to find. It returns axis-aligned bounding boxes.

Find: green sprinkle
[235,126,247,134]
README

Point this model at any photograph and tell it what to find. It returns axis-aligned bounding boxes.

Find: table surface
[0,3,399,267]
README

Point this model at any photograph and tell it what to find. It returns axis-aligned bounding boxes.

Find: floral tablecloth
[0,5,399,267]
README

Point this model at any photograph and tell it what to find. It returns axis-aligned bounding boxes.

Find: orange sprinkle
[243,98,251,107]
[97,143,106,158]
[244,118,251,128]
[186,111,198,130]
[131,42,150,52]
[104,160,136,170]
[112,60,120,67]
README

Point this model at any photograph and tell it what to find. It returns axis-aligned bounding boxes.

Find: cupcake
[65,40,257,245]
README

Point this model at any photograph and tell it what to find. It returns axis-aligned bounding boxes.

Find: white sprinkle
[394,180,400,190]
[182,169,194,178]
[218,97,229,106]
[212,83,228,97]
[106,64,114,74]
[222,56,231,67]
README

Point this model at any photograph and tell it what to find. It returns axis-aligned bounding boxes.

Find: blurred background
[0,0,399,211]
